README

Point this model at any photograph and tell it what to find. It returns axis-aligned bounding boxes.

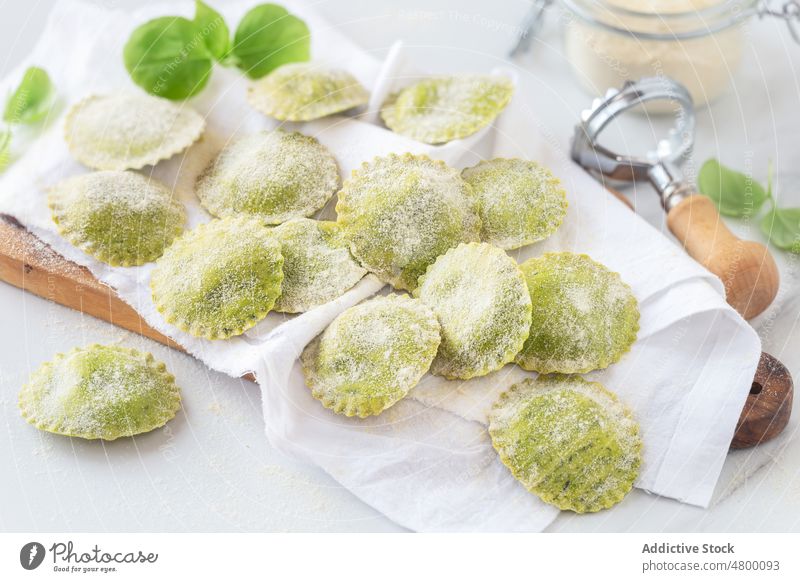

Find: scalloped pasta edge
[150,218,284,340]
[18,344,181,441]
[414,241,531,380]
[515,252,640,374]
[64,94,206,171]
[47,177,186,267]
[380,76,514,144]
[300,294,441,418]
[246,67,370,122]
[461,157,569,250]
[488,374,642,513]
[336,152,482,291]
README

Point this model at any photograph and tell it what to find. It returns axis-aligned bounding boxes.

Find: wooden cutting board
[0,214,180,349]
[0,213,791,447]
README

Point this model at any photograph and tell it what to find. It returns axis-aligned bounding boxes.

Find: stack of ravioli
[24,65,642,515]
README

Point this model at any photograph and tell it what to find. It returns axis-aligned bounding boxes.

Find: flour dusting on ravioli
[48,171,185,267]
[414,242,531,380]
[196,130,340,224]
[381,75,514,144]
[19,344,181,440]
[150,217,284,339]
[272,219,366,313]
[64,93,205,170]
[489,374,642,513]
[247,62,369,121]
[516,252,639,374]
[301,294,440,418]
[462,158,567,249]
[336,153,481,291]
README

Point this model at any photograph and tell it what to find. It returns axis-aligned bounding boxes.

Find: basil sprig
[1,66,56,172]
[699,159,800,254]
[3,66,56,124]
[124,1,310,100]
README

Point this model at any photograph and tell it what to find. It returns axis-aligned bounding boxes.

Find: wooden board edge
[0,214,181,349]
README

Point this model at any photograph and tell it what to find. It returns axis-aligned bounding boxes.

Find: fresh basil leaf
[124,16,214,100]
[194,0,230,62]
[760,207,800,253]
[232,4,310,79]
[0,129,11,171]
[698,158,768,218]
[3,66,56,124]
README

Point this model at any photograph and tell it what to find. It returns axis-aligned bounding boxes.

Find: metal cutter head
[571,77,696,184]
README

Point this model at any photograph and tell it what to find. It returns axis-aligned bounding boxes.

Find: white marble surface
[0,0,798,532]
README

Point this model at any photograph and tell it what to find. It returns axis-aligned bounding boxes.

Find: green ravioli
[272,218,366,313]
[381,75,514,144]
[516,252,639,373]
[196,130,340,224]
[48,170,185,267]
[414,242,531,379]
[247,63,369,121]
[19,344,181,441]
[301,294,441,418]
[462,158,567,250]
[489,374,642,513]
[151,217,284,339]
[64,93,205,171]
[337,153,481,291]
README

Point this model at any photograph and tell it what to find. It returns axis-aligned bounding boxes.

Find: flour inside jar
[563,0,747,107]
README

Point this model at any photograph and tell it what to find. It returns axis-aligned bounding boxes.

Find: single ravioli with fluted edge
[337,153,481,291]
[489,374,641,513]
[516,252,639,374]
[301,294,440,418]
[150,217,284,339]
[64,93,205,171]
[381,75,514,144]
[196,130,340,224]
[19,344,181,440]
[272,218,367,313]
[414,242,531,380]
[462,158,567,250]
[247,62,370,121]
[48,171,185,267]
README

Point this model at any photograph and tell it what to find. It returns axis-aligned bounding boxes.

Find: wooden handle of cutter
[666,194,779,319]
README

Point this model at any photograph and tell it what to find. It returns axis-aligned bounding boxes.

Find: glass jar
[557,0,797,106]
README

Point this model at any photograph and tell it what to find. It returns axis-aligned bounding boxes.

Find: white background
[1,0,799,532]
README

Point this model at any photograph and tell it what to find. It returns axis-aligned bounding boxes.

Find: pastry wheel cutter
[571,76,779,320]
[571,77,791,448]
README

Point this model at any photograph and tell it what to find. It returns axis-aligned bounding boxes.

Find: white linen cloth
[0,0,761,531]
